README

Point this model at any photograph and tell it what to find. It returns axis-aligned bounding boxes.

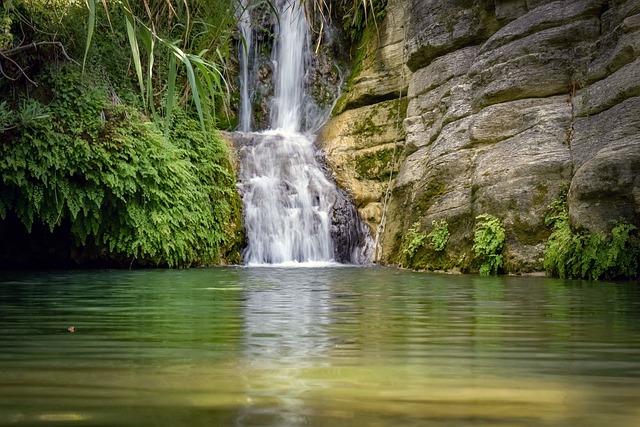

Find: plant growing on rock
[543,195,640,280]
[427,219,449,252]
[402,221,426,263]
[473,214,505,276]
[335,0,388,43]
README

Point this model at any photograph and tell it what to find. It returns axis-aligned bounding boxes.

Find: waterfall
[237,0,254,132]
[269,0,306,132]
[236,0,372,265]
[238,131,335,264]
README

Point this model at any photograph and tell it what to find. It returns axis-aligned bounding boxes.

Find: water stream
[235,0,371,265]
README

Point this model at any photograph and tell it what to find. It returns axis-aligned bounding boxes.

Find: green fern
[427,219,450,252]
[473,214,505,276]
[544,196,639,280]
[403,221,427,262]
[0,64,241,267]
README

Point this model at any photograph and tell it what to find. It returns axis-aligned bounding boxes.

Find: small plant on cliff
[403,221,427,262]
[543,195,640,280]
[473,214,505,276]
[337,0,388,43]
[427,219,450,252]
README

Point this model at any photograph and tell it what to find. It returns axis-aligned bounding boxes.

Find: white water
[237,0,254,132]
[269,0,306,132]
[237,0,372,265]
[239,130,336,264]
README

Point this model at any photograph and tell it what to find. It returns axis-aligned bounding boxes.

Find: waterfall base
[233,130,372,265]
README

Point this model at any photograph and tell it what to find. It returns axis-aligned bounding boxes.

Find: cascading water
[236,0,372,265]
[269,0,305,132]
[237,0,254,132]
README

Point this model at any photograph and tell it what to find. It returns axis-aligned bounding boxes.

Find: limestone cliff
[318,0,640,272]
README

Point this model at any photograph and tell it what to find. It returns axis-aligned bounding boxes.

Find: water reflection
[0,268,639,426]
[238,267,333,425]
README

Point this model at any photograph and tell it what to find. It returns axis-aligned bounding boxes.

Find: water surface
[1,267,639,426]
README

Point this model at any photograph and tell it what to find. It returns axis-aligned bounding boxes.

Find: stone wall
[319,0,640,272]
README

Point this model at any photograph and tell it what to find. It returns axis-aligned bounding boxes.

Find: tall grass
[82,0,232,133]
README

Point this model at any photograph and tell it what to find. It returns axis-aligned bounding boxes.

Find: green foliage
[0,101,15,131]
[17,99,50,127]
[473,214,505,276]
[0,64,241,267]
[338,0,388,43]
[0,13,13,50]
[82,0,232,133]
[0,1,244,267]
[427,219,450,252]
[0,99,50,131]
[402,221,427,262]
[543,195,640,280]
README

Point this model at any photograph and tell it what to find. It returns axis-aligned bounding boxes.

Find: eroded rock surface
[319,0,640,272]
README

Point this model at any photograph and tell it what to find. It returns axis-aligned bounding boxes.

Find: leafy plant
[82,0,232,134]
[473,214,505,275]
[0,14,14,50]
[17,99,49,127]
[0,100,16,131]
[543,194,640,280]
[427,219,450,252]
[0,100,49,131]
[0,1,244,267]
[403,221,427,261]
[0,64,242,267]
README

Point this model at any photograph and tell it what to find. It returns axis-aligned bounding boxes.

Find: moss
[354,147,395,180]
[332,24,376,116]
[510,215,550,246]
[353,112,383,138]
[532,184,549,207]
[414,179,448,213]
[400,98,409,121]
[332,93,349,116]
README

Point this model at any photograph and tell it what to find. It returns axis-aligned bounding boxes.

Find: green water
[0,267,639,426]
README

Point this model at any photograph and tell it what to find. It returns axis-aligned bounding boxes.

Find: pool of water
[0,267,639,426]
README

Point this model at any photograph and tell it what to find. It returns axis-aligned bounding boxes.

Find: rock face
[318,0,411,239]
[318,0,640,272]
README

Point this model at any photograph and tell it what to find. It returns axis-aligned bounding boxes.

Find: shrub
[473,214,505,275]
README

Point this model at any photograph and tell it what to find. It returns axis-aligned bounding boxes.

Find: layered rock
[319,0,640,272]
[318,0,411,236]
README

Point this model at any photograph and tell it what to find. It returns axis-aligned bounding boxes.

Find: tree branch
[1,41,79,64]
[0,40,79,86]
[0,52,37,85]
